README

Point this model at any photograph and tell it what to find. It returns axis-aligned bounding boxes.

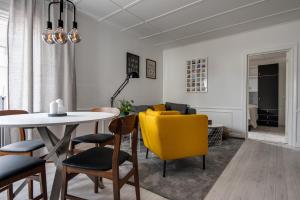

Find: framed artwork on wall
[186,57,208,93]
[127,52,139,78]
[146,59,156,79]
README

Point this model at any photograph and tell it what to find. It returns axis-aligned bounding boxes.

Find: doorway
[247,51,288,143]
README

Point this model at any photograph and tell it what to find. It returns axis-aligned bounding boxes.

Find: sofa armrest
[186,107,197,114]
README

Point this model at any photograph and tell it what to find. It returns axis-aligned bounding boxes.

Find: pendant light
[68,5,81,43]
[42,0,81,45]
[42,1,56,44]
[42,21,54,44]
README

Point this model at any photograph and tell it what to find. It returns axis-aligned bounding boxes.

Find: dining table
[0,111,115,200]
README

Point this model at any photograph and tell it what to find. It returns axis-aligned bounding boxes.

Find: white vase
[49,101,58,114]
[56,99,65,114]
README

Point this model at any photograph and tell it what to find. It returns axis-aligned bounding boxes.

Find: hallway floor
[248,125,286,143]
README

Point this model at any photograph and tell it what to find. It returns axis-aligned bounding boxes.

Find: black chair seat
[63,147,130,171]
[0,155,45,181]
[0,139,45,153]
[72,133,114,145]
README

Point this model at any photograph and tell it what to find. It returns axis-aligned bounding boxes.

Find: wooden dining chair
[71,107,120,152]
[70,107,120,192]
[0,155,47,200]
[61,114,140,200]
[0,110,45,199]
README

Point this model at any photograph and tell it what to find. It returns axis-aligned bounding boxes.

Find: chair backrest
[108,115,139,173]
[0,110,28,141]
[90,107,120,133]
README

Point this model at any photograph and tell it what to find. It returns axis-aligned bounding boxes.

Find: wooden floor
[205,139,300,200]
[0,163,167,200]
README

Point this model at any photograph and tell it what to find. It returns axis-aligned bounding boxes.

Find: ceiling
[74,0,300,48]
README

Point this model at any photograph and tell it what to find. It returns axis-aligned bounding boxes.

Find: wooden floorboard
[205,139,300,200]
[0,163,167,200]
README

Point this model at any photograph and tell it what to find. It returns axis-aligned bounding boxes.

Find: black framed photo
[127,52,139,78]
[146,59,156,79]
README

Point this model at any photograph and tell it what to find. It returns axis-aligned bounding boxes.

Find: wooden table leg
[37,124,78,200]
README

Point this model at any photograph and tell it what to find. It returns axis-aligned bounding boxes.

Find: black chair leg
[163,161,166,177]
[145,149,149,159]
[203,155,206,170]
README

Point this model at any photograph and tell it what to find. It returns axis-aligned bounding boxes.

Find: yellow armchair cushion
[152,104,166,111]
[146,109,180,116]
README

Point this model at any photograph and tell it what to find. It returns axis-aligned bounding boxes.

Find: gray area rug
[133,138,244,200]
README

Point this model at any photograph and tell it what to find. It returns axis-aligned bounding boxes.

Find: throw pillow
[165,102,187,114]
[152,104,166,111]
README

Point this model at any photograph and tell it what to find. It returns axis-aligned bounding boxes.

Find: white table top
[0,112,115,128]
[208,124,224,128]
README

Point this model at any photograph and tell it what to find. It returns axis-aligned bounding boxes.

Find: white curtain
[8,0,76,113]
[8,0,76,142]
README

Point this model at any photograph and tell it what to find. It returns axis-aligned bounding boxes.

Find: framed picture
[127,52,139,78]
[146,59,156,79]
[186,57,208,93]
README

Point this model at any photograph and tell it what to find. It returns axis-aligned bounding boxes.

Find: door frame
[243,43,298,147]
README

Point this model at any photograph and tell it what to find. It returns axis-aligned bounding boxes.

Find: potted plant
[118,99,134,116]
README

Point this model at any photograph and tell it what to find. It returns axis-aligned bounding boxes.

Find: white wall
[74,13,163,137]
[75,12,163,110]
[163,20,300,145]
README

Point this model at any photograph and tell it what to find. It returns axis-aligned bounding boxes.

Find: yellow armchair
[139,109,208,176]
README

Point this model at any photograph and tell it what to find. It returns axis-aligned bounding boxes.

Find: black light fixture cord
[60,0,63,20]
[47,0,77,28]
[47,1,59,28]
[66,0,76,22]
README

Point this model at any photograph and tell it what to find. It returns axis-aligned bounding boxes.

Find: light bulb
[52,20,67,45]
[68,28,81,43]
[42,28,54,44]
[68,22,81,43]
[42,21,54,44]
[52,27,68,44]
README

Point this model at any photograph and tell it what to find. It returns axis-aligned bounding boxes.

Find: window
[0,10,8,109]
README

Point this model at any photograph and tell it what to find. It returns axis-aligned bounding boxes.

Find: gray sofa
[132,102,196,114]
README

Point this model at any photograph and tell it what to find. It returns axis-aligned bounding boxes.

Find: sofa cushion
[187,107,197,114]
[146,109,180,116]
[165,102,188,114]
[152,104,166,111]
[132,105,151,113]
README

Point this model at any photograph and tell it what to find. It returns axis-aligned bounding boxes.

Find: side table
[208,124,223,146]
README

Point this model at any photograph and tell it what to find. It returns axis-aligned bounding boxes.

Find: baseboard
[227,131,245,139]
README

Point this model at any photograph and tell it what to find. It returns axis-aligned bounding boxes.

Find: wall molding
[194,107,246,136]
[194,106,243,111]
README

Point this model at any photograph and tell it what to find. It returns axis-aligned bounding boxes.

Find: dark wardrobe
[257,63,279,127]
